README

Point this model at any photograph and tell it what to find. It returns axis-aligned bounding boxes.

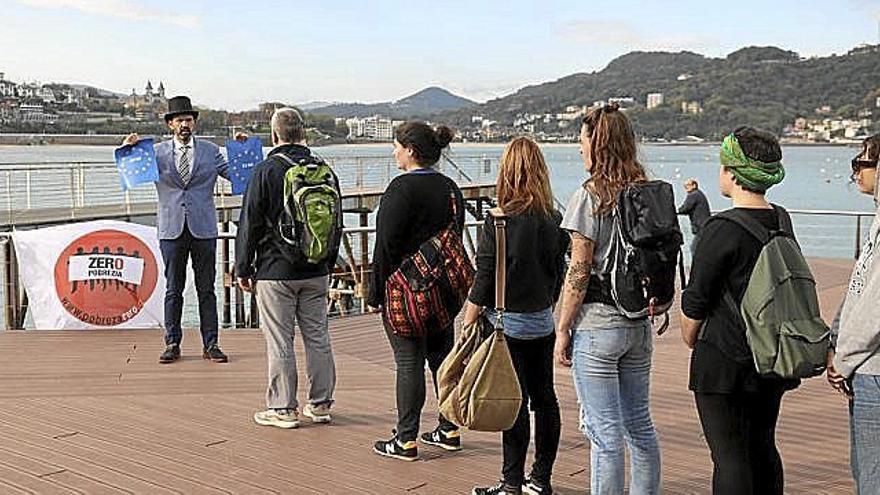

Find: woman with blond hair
[468,137,569,495]
[556,103,661,494]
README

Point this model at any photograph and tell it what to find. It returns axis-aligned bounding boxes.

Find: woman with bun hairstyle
[368,122,466,462]
[555,103,661,494]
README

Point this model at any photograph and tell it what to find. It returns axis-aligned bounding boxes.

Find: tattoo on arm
[567,261,591,293]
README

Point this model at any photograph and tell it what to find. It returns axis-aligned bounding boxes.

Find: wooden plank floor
[0,259,856,494]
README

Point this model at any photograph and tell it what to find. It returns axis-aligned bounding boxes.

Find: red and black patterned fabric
[383,211,474,338]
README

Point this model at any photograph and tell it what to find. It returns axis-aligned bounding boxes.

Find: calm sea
[0,142,869,328]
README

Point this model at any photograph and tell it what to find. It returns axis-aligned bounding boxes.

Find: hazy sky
[1,0,879,110]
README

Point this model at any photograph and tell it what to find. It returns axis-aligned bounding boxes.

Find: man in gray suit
[124,96,234,364]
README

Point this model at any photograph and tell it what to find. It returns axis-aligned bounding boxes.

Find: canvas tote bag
[437,208,522,432]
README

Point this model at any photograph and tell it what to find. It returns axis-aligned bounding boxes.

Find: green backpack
[274,153,342,265]
[715,206,830,380]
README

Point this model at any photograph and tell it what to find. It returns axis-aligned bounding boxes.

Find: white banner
[13,220,166,330]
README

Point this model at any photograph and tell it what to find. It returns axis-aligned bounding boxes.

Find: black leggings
[502,333,561,486]
[694,386,786,495]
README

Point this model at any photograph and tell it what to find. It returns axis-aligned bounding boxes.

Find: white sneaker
[253,408,300,429]
[303,403,332,424]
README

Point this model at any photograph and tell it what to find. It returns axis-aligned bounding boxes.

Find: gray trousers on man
[256,276,336,410]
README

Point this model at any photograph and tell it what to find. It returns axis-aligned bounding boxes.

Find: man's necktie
[178,145,191,185]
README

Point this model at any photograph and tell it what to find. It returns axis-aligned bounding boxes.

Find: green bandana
[720,133,785,192]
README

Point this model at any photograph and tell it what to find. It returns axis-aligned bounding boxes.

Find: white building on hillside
[647,93,664,109]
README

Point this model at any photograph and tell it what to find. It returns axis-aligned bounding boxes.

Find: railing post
[221,226,232,329]
[78,164,85,207]
[69,166,76,214]
[3,239,22,330]
[25,168,32,209]
[360,212,370,313]
[5,170,12,224]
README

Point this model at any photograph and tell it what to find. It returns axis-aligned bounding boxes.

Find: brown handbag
[437,207,522,432]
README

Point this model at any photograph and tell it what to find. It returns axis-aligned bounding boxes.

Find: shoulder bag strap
[490,207,507,330]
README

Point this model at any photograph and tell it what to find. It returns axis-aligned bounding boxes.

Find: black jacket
[678,189,711,234]
[468,209,569,312]
[234,144,341,280]
[367,170,465,307]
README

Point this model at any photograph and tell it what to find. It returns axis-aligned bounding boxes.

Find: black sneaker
[373,432,418,462]
[158,344,180,364]
[203,344,228,363]
[419,425,461,451]
[522,477,553,495]
[472,481,522,495]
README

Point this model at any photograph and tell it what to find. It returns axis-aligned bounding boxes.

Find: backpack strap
[773,204,794,235]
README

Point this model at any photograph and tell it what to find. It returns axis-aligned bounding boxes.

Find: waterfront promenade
[0,258,856,494]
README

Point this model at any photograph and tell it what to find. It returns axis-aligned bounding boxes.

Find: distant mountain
[311,87,476,118]
[298,101,339,111]
[441,45,880,139]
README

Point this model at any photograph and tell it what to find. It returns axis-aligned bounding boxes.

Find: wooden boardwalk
[0,258,857,494]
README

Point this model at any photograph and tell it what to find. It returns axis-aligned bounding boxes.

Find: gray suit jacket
[154,138,228,240]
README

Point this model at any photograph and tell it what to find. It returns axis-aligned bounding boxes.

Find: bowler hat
[164,96,199,122]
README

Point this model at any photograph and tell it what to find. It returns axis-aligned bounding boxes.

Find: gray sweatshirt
[834,201,880,378]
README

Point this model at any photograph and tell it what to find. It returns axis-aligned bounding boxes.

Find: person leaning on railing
[827,133,880,495]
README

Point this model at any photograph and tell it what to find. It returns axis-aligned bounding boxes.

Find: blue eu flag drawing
[114,138,159,191]
[227,137,264,195]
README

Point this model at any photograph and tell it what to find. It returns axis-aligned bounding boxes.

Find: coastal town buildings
[124,81,167,121]
[345,115,402,140]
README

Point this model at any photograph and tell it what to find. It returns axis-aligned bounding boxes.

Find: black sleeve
[368,181,409,307]
[678,193,695,215]
[681,219,738,320]
[234,166,266,278]
[454,183,466,235]
[468,215,496,308]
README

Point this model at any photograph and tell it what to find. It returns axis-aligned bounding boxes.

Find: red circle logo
[54,229,159,326]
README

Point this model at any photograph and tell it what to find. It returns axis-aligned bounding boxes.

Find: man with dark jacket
[235,107,341,429]
[678,178,711,235]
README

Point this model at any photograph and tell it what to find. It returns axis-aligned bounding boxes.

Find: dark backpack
[273,153,343,265]
[715,206,830,379]
[608,180,684,327]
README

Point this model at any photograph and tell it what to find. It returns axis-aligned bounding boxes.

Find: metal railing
[0,154,502,215]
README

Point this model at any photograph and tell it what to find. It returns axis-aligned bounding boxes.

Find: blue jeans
[851,373,880,495]
[159,223,218,349]
[571,324,661,495]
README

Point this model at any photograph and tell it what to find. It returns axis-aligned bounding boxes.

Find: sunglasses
[851,157,878,175]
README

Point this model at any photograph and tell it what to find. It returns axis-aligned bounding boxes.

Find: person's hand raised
[122,133,139,146]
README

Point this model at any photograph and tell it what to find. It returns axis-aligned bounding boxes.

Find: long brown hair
[496,136,554,216]
[862,133,880,162]
[581,103,646,214]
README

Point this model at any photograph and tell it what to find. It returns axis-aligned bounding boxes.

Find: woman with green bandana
[679,127,800,494]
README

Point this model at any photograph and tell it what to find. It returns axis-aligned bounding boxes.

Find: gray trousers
[256,276,336,410]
